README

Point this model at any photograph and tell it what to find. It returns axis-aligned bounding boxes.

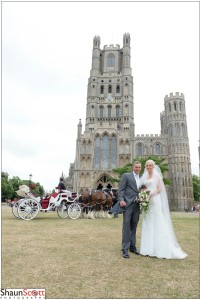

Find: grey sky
[2,1,199,192]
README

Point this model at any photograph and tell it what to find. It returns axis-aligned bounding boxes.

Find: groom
[112,161,141,258]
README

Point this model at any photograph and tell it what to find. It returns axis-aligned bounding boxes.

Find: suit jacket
[110,171,139,214]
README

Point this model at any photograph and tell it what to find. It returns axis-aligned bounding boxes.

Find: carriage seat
[51,192,59,198]
[42,195,51,209]
[55,187,72,197]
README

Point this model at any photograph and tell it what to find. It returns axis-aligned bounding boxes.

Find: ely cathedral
[65,33,193,211]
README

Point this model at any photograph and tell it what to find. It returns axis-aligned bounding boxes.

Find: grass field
[2,205,200,299]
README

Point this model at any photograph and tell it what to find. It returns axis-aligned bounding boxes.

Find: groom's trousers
[122,202,140,251]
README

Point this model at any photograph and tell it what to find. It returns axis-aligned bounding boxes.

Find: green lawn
[2,205,200,299]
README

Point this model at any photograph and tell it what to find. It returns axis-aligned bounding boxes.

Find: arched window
[116,85,120,93]
[107,53,115,67]
[137,144,143,156]
[168,103,171,112]
[102,134,109,168]
[116,105,121,117]
[174,101,177,111]
[94,134,117,169]
[108,105,112,118]
[169,124,173,135]
[91,105,94,117]
[108,85,112,93]
[155,143,161,155]
[100,85,104,94]
[99,106,104,118]
[173,123,177,136]
[94,136,101,168]
[111,135,117,168]
[181,123,187,136]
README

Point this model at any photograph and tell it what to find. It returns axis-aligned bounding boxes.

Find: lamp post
[29,174,32,188]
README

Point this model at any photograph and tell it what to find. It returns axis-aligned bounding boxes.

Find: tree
[192,175,200,202]
[9,176,23,199]
[32,182,44,197]
[110,156,171,185]
[1,172,15,201]
[1,172,45,201]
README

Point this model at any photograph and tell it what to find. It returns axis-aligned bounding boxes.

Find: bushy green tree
[1,172,14,201]
[110,156,170,185]
[9,176,23,199]
[1,172,45,201]
[32,183,44,197]
[192,175,200,202]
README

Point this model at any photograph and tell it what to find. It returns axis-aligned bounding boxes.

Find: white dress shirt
[133,172,140,189]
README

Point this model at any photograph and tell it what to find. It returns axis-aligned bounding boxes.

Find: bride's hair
[145,159,163,179]
[145,159,155,167]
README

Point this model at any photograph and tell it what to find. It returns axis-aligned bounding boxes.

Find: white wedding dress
[140,177,188,259]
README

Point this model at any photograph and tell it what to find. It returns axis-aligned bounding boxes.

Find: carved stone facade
[64,33,194,211]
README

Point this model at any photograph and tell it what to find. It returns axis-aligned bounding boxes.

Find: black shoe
[129,248,140,255]
[122,250,130,259]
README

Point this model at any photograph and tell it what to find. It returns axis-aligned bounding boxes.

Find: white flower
[139,189,151,217]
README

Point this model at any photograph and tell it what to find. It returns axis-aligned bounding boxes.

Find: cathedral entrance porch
[95,175,114,190]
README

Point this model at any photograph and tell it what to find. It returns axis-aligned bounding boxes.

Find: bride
[139,159,187,259]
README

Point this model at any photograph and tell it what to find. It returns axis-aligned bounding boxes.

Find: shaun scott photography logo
[0,289,45,300]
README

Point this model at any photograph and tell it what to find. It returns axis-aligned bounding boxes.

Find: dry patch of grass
[2,205,200,299]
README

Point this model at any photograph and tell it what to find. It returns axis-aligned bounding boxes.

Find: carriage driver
[58,178,66,192]
[57,178,72,199]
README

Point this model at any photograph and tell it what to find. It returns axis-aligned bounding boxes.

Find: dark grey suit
[117,171,140,251]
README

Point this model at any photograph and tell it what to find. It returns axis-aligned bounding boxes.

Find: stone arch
[100,85,104,94]
[155,143,161,155]
[116,105,121,117]
[107,53,115,67]
[94,172,114,189]
[136,143,143,156]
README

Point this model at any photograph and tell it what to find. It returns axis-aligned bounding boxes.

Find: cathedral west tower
[72,33,135,193]
[65,33,194,211]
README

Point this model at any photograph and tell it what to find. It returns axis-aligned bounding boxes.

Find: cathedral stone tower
[163,93,193,210]
[65,33,194,211]
[72,33,135,193]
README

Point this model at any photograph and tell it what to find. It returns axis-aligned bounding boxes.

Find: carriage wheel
[68,203,81,219]
[57,200,68,218]
[12,201,21,218]
[18,199,40,220]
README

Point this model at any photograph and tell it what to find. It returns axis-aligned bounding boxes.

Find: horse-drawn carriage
[12,185,81,220]
[12,185,118,221]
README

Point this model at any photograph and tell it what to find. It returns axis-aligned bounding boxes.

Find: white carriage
[12,185,81,220]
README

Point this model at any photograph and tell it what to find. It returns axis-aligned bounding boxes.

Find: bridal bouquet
[139,189,151,217]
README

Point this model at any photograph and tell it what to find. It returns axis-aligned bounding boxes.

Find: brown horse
[78,190,113,218]
[95,189,113,218]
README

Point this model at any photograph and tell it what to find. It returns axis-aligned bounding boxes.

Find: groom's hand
[120,201,126,207]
